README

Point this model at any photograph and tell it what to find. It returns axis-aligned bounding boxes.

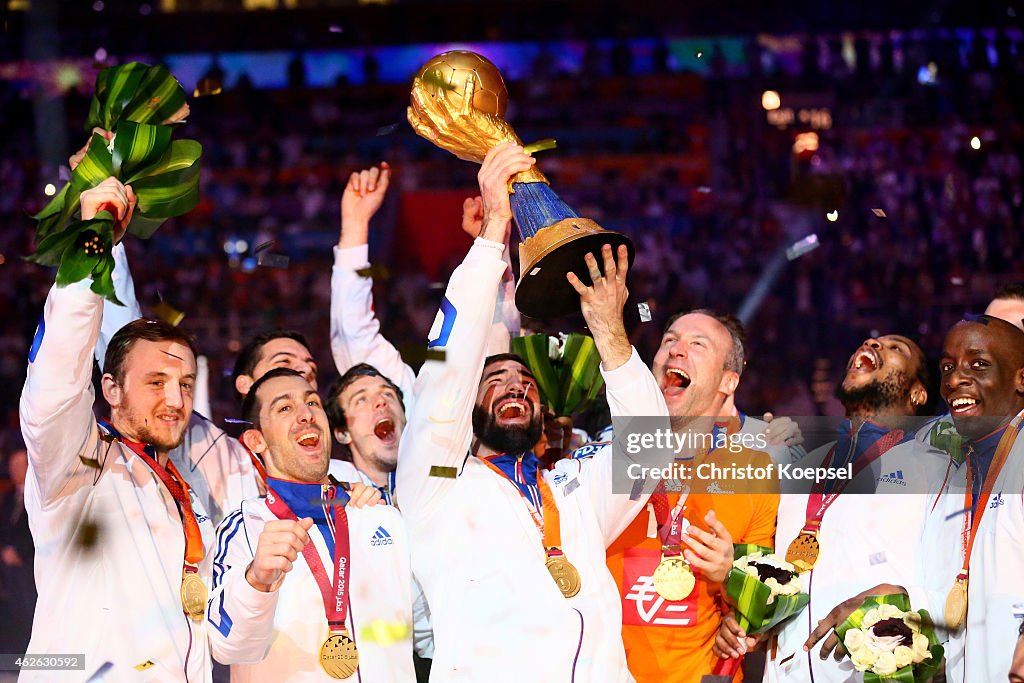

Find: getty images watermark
[607,416,949,496]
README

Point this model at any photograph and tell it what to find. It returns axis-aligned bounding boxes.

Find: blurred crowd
[0,31,1022,624]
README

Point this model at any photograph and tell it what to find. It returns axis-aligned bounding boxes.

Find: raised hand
[245,517,314,593]
[461,196,484,239]
[79,176,137,243]
[477,142,534,244]
[339,163,392,248]
[347,482,384,508]
[567,243,632,370]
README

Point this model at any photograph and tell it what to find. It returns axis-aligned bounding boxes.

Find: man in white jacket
[756,334,944,683]
[20,177,216,681]
[912,316,1024,682]
[395,142,669,682]
[207,367,423,681]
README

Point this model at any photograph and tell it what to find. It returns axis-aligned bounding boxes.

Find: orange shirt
[608,447,779,683]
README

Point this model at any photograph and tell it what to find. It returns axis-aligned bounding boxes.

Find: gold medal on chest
[320,631,359,679]
[652,556,696,601]
[180,572,207,621]
[545,555,582,598]
[785,531,820,572]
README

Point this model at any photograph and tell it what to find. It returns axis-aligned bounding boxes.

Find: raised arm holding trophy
[408,50,635,318]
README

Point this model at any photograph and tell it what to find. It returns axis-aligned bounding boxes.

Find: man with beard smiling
[207,367,425,681]
[758,334,943,683]
[19,177,219,680]
[395,142,670,681]
[911,315,1024,683]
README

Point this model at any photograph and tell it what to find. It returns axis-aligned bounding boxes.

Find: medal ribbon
[123,440,205,567]
[481,457,568,561]
[266,485,351,632]
[650,484,686,557]
[954,416,1023,583]
[799,427,905,534]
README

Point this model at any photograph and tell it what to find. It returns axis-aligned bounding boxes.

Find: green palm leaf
[87,62,186,131]
[510,335,562,413]
[111,121,171,178]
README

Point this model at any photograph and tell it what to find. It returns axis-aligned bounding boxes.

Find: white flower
[862,608,881,628]
[903,611,922,631]
[894,645,914,668]
[877,604,903,620]
[106,134,116,155]
[874,651,898,676]
[912,632,931,661]
[844,628,866,651]
[547,335,562,361]
[850,646,878,671]
[744,565,760,579]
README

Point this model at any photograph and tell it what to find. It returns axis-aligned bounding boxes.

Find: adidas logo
[370,526,393,546]
[880,470,907,487]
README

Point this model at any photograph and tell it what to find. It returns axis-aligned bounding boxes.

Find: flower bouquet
[710,544,809,679]
[509,333,604,417]
[836,595,943,682]
[28,62,202,303]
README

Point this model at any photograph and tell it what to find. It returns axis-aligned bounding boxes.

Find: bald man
[915,316,1024,682]
[986,283,1024,332]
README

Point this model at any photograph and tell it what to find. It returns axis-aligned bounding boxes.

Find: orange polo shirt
[608,446,779,683]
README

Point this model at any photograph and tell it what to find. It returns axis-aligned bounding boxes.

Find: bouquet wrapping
[835,594,943,683]
[28,62,201,303]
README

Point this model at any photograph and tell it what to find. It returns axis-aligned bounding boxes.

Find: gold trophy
[408,51,635,319]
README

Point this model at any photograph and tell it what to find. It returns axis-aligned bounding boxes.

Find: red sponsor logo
[621,548,698,627]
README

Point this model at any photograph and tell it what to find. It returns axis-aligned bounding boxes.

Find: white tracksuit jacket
[395,238,670,682]
[99,244,261,527]
[767,426,950,683]
[206,486,420,681]
[329,243,519,405]
[20,281,216,682]
[910,412,1024,683]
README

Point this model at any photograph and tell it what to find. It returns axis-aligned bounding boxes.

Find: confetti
[355,264,391,280]
[696,186,711,194]
[223,418,254,426]
[328,24,343,33]
[79,455,102,469]
[153,300,185,326]
[397,345,446,366]
[523,138,557,155]
[253,239,276,254]
[695,51,704,59]
[359,619,410,646]
[134,661,156,671]
[376,123,400,136]
[785,233,820,261]
[311,497,350,508]
[429,466,457,479]
[638,302,652,322]
[75,518,101,550]
[962,312,988,324]
[258,253,290,269]
[871,208,887,218]
[193,77,223,98]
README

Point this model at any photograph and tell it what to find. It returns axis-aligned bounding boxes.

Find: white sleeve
[207,509,279,665]
[95,243,143,370]
[566,349,670,546]
[411,576,434,658]
[193,355,212,421]
[394,238,508,518]
[20,282,104,507]
[330,245,417,398]
[484,243,520,356]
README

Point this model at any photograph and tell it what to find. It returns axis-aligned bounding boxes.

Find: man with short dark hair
[20,177,216,680]
[917,316,1024,682]
[207,367,426,681]
[323,363,406,503]
[232,329,319,397]
[986,283,1024,331]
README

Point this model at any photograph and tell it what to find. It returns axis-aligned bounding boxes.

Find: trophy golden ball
[415,51,509,118]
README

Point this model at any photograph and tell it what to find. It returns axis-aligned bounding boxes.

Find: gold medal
[785,531,820,572]
[545,555,582,598]
[652,556,695,601]
[180,572,207,621]
[320,631,360,679]
[944,578,968,630]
